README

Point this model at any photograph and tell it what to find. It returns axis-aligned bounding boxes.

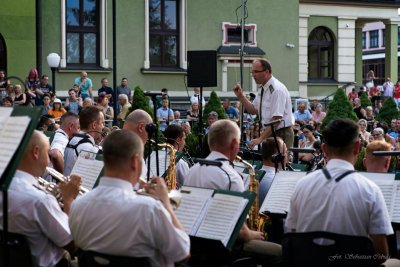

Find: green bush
[202,91,227,124]
[359,92,372,108]
[376,97,399,125]
[354,147,366,171]
[321,88,358,130]
[128,86,154,118]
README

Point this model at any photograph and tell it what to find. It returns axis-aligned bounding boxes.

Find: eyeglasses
[251,69,265,74]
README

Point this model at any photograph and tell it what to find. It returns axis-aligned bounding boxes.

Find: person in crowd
[298,124,316,164]
[370,83,382,109]
[371,127,385,142]
[222,98,239,121]
[2,96,13,107]
[358,119,371,146]
[64,88,83,115]
[164,124,189,187]
[173,110,181,121]
[348,88,358,103]
[98,78,114,106]
[388,118,398,141]
[190,87,206,108]
[202,111,219,157]
[49,112,80,174]
[366,69,375,89]
[185,119,282,267]
[41,93,52,116]
[64,106,104,176]
[83,97,94,108]
[48,98,67,119]
[13,84,27,106]
[364,140,392,173]
[383,77,394,101]
[259,137,287,204]
[393,80,400,108]
[117,93,131,124]
[74,71,93,100]
[294,102,312,123]
[181,121,191,135]
[0,130,81,267]
[353,98,366,120]
[6,84,15,100]
[123,109,154,180]
[37,115,57,132]
[311,103,326,123]
[69,130,190,267]
[186,101,200,121]
[234,58,294,149]
[157,97,174,132]
[97,93,114,128]
[116,77,132,102]
[35,75,54,106]
[25,68,39,105]
[285,119,399,267]
[0,69,10,103]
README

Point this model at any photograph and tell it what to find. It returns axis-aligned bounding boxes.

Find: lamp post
[47,53,60,93]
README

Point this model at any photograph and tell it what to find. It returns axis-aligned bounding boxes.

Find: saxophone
[236,155,270,238]
[156,142,177,190]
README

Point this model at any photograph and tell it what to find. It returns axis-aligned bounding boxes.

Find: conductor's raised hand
[233,83,244,98]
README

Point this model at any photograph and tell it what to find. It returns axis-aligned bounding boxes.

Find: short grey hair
[119,94,128,101]
[208,119,240,150]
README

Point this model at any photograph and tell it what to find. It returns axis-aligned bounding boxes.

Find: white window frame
[222,22,257,47]
[60,0,108,68]
[144,0,187,70]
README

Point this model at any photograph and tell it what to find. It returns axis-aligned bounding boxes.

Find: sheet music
[0,107,13,117]
[0,116,31,178]
[196,193,248,247]
[149,149,170,177]
[70,151,103,190]
[259,171,306,215]
[175,187,214,235]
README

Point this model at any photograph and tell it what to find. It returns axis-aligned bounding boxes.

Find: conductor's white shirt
[285,159,393,236]
[252,75,294,130]
[69,177,190,267]
[1,170,72,267]
[184,151,244,192]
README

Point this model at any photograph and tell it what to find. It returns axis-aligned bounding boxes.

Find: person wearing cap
[233,59,294,149]
[48,98,67,119]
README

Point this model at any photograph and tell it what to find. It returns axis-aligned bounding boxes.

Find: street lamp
[47,53,60,92]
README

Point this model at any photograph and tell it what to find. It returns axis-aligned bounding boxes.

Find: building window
[382,29,385,47]
[362,32,366,49]
[398,26,400,46]
[222,23,257,47]
[308,26,334,80]
[149,0,179,68]
[369,30,379,48]
[65,0,99,66]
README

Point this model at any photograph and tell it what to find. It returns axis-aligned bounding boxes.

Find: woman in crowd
[358,119,371,146]
[186,101,200,120]
[25,68,40,105]
[97,93,114,127]
[365,106,375,132]
[0,70,10,102]
[393,80,400,108]
[299,124,316,164]
[311,103,326,123]
[13,84,27,106]
[369,83,381,109]
[48,98,67,119]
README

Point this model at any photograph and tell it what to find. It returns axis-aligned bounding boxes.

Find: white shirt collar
[326,158,355,171]
[207,151,229,160]
[13,170,38,186]
[98,176,134,191]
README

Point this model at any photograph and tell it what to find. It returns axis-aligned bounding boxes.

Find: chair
[282,231,377,267]
[78,250,150,267]
[0,231,33,267]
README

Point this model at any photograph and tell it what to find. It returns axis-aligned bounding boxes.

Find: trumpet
[46,167,89,195]
[138,178,182,209]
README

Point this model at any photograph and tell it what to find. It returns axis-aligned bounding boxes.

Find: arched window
[0,34,6,72]
[308,27,334,80]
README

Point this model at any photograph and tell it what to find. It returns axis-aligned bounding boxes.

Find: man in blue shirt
[157,97,174,132]
[223,99,238,120]
[74,71,93,100]
[293,103,312,123]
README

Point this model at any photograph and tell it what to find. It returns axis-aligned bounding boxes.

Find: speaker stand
[198,87,203,155]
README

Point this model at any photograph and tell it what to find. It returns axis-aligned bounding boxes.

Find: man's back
[285,159,392,237]
[69,177,190,267]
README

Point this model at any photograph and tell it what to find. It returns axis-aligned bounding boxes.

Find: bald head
[123,109,153,143]
[19,130,50,177]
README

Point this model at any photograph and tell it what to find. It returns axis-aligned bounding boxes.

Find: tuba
[236,155,270,238]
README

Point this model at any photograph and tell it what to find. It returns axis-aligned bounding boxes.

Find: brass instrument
[156,142,177,190]
[46,167,89,194]
[236,155,270,238]
[138,178,182,209]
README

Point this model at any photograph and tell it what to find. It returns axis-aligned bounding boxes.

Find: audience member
[293,103,312,123]
[35,75,54,106]
[190,87,205,108]
[157,97,174,132]
[74,71,93,100]
[97,93,114,127]
[98,78,114,105]
[65,88,83,115]
[311,103,326,123]
[364,140,392,173]
[116,77,132,102]
[117,93,131,123]
[48,98,67,119]
[223,98,239,120]
[0,70,10,102]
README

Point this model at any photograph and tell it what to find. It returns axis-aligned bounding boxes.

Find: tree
[202,91,227,123]
[128,86,154,118]
[321,88,358,130]
[359,92,372,108]
[376,97,399,125]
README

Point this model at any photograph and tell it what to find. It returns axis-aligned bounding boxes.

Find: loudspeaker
[187,50,217,87]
